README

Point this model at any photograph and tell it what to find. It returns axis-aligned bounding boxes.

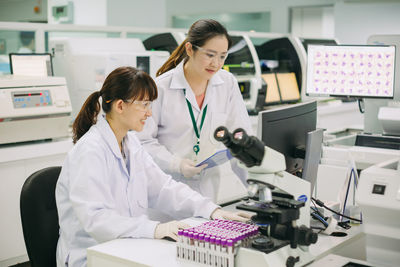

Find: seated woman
[55,66,250,267]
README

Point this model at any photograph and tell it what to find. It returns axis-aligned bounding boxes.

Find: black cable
[311,197,362,223]
[357,98,365,113]
[311,198,325,218]
[341,169,354,222]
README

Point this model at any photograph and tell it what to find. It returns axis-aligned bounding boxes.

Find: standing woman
[138,19,253,202]
[55,67,248,267]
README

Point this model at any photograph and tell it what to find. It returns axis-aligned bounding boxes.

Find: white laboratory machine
[312,35,400,267]
[224,34,263,113]
[49,37,169,119]
[356,158,400,267]
[0,75,72,145]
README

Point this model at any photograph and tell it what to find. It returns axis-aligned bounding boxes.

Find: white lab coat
[55,115,218,267]
[137,61,253,201]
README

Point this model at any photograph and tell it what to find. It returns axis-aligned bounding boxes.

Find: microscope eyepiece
[214,126,265,167]
[214,126,232,144]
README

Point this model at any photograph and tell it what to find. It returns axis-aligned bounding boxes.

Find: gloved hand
[154,220,191,241]
[180,158,208,178]
[211,208,253,222]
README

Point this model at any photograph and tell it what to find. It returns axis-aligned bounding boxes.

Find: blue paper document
[195,149,233,169]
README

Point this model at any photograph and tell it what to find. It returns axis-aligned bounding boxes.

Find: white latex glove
[180,158,208,178]
[211,208,253,222]
[154,220,191,241]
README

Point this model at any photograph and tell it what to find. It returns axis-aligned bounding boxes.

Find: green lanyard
[184,89,208,155]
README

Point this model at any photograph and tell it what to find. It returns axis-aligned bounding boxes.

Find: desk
[87,222,364,267]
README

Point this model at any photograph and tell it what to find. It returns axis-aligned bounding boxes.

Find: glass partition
[0,30,36,74]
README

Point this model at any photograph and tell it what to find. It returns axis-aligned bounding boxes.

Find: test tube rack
[176,219,259,267]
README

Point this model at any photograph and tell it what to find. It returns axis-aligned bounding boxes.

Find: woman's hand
[154,220,191,241]
[210,208,252,222]
[180,158,207,178]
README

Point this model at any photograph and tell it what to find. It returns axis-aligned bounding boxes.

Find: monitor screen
[9,53,54,76]
[306,45,396,98]
[258,101,317,175]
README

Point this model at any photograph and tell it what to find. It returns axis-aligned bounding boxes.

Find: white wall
[47,0,107,25]
[166,0,336,33]
[0,0,48,22]
[334,1,400,44]
[291,5,334,38]
[107,0,167,27]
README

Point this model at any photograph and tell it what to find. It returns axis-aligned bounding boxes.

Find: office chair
[20,166,62,267]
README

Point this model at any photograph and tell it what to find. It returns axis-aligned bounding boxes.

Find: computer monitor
[300,38,337,53]
[258,101,321,194]
[306,45,396,99]
[9,53,54,76]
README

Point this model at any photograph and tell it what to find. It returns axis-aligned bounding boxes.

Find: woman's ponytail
[72,91,101,143]
[156,39,187,77]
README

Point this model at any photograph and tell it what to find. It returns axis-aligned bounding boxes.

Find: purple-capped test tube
[227,239,234,253]
[183,230,189,241]
[210,236,216,246]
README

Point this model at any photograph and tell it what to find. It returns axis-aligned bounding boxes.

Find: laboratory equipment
[143,31,186,54]
[254,37,302,105]
[356,158,400,267]
[9,53,54,76]
[0,75,71,145]
[214,125,318,266]
[176,220,259,267]
[49,37,169,119]
[224,35,264,113]
[311,35,400,267]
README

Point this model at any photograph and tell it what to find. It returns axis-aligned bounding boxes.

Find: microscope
[214,126,317,267]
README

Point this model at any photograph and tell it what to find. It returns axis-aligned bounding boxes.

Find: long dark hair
[156,19,232,76]
[72,66,157,143]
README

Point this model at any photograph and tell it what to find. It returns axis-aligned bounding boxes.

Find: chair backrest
[20,166,62,267]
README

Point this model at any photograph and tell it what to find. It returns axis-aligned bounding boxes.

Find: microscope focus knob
[286,256,300,267]
[298,225,318,246]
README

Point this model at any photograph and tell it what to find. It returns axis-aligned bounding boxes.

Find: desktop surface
[87,213,364,267]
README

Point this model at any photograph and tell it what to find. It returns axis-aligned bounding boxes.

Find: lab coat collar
[96,116,141,158]
[95,115,124,160]
[170,61,225,112]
